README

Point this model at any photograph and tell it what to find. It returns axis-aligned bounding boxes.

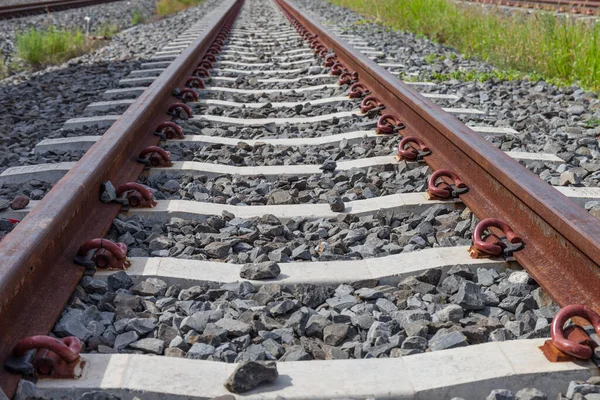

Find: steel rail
[276,0,600,312]
[0,0,242,395]
[465,0,600,11]
[0,0,123,19]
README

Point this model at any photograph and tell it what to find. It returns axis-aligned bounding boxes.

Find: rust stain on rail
[275,0,600,312]
[0,0,243,396]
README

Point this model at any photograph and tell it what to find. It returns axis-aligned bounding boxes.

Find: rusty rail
[0,0,242,395]
[0,0,123,19]
[465,0,600,12]
[275,0,600,312]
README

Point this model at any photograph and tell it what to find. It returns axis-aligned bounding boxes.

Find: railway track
[464,0,600,14]
[0,0,122,20]
[1,0,600,398]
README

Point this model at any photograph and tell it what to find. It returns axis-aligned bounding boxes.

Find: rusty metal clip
[427,169,468,199]
[193,67,210,78]
[76,238,130,269]
[178,88,199,102]
[154,121,184,140]
[540,305,600,361]
[330,62,346,76]
[376,114,405,135]
[324,54,337,67]
[167,102,193,119]
[203,54,217,63]
[116,182,157,208]
[360,96,384,114]
[137,146,173,167]
[348,83,370,98]
[396,136,431,161]
[10,336,83,379]
[469,218,523,258]
[186,76,205,89]
[198,60,212,69]
[338,71,358,86]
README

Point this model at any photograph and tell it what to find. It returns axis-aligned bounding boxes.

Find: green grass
[131,9,145,25]
[328,0,600,91]
[15,26,90,67]
[155,0,204,16]
[95,23,120,38]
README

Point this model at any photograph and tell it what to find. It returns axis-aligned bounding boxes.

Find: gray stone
[100,181,117,203]
[204,241,231,258]
[515,388,547,400]
[328,195,345,212]
[54,309,94,342]
[128,338,164,354]
[428,331,469,351]
[401,335,428,350]
[187,343,215,360]
[323,323,349,346]
[180,312,210,333]
[126,317,157,335]
[486,389,514,400]
[224,361,278,394]
[390,310,431,328]
[216,318,252,337]
[240,261,281,280]
[566,382,600,399]
[269,300,296,316]
[435,304,464,323]
[281,345,311,361]
[14,380,41,400]
[568,105,585,115]
[326,294,359,312]
[114,331,139,351]
[477,268,499,286]
[454,280,485,310]
[354,288,384,300]
[305,314,331,338]
[107,271,133,291]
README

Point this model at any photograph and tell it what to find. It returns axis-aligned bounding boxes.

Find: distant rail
[0,0,122,19]
[465,0,600,14]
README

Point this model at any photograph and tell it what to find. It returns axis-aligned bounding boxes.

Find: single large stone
[128,338,164,354]
[204,241,231,258]
[323,324,349,346]
[454,281,485,310]
[326,295,359,312]
[186,343,215,360]
[224,361,278,394]
[216,318,252,337]
[486,389,515,400]
[305,314,331,338]
[240,261,280,280]
[180,312,210,333]
[107,271,133,291]
[514,388,547,400]
[54,309,93,341]
[428,331,469,351]
[114,331,139,351]
[435,304,464,323]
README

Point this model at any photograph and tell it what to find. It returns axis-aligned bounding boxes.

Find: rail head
[275,0,600,311]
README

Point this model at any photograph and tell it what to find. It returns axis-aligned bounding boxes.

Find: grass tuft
[15,26,90,67]
[328,0,600,91]
[131,9,145,25]
[95,23,120,38]
[155,0,204,16]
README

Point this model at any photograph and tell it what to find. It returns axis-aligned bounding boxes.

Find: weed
[156,0,204,16]
[95,23,120,38]
[585,118,600,128]
[328,0,600,91]
[131,9,145,25]
[15,26,90,67]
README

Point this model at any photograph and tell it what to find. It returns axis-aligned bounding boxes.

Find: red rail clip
[138,146,173,167]
[186,76,205,89]
[469,218,523,258]
[376,114,405,135]
[77,238,130,269]
[360,96,384,113]
[116,182,157,208]
[348,83,370,98]
[155,121,184,140]
[168,102,193,119]
[12,336,83,379]
[178,88,199,102]
[396,136,431,161]
[540,305,600,361]
[427,169,468,199]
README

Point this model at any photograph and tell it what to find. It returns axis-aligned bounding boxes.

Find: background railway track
[1,0,600,398]
[0,0,123,20]
[464,0,600,14]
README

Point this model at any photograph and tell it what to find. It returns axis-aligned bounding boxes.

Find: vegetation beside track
[156,0,204,16]
[15,27,92,67]
[329,0,600,91]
